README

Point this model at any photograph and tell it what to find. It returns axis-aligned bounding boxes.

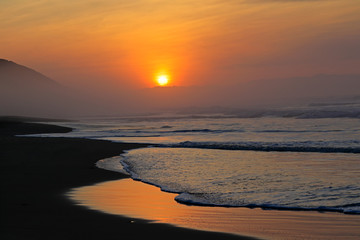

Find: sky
[1,0,360,114]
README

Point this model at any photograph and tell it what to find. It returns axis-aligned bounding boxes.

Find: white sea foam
[25,112,360,214]
[165,140,360,153]
[96,156,130,176]
[120,147,360,214]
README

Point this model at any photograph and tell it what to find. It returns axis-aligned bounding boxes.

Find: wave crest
[164,141,360,153]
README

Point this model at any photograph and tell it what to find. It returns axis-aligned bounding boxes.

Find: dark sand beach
[0,119,253,240]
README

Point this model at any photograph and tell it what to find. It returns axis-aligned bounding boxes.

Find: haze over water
[1,0,360,117]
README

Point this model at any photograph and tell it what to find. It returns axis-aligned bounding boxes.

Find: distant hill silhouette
[0,59,70,117]
[1,58,359,116]
[0,59,121,117]
[0,59,60,90]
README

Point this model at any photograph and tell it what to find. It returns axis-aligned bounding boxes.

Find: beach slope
[0,118,253,240]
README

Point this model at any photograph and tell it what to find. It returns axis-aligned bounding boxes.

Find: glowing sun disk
[157,75,169,86]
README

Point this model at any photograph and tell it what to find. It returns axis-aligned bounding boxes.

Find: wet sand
[70,178,360,240]
[0,119,253,240]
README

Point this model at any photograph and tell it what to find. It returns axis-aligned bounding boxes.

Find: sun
[156,75,169,86]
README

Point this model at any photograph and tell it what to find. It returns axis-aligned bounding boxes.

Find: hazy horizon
[1,0,360,116]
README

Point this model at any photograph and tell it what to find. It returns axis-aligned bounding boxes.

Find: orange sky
[1,0,360,90]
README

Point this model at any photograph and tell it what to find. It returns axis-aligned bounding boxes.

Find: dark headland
[0,117,255,240]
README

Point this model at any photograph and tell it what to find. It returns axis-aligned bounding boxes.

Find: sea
[32,103,360,214]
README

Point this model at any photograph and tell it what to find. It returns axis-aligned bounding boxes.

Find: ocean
[34,105,360,214]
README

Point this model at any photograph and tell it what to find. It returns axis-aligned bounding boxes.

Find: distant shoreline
[0,118,251,240]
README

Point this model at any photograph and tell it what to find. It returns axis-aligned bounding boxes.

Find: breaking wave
[119,147,360,215]
[164,141,360,153]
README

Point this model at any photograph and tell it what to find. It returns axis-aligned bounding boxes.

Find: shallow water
[35,114,360,213]
[68,178,360,240]
[121,148,360,213]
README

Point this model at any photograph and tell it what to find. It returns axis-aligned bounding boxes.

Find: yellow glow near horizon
[156,75,169,86]
[1,0,359,89]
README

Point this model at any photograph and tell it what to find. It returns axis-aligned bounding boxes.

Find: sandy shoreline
[70,178,360,240]
[0,119,252,240]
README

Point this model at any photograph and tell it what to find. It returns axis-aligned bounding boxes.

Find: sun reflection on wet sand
[68,179,360,240]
